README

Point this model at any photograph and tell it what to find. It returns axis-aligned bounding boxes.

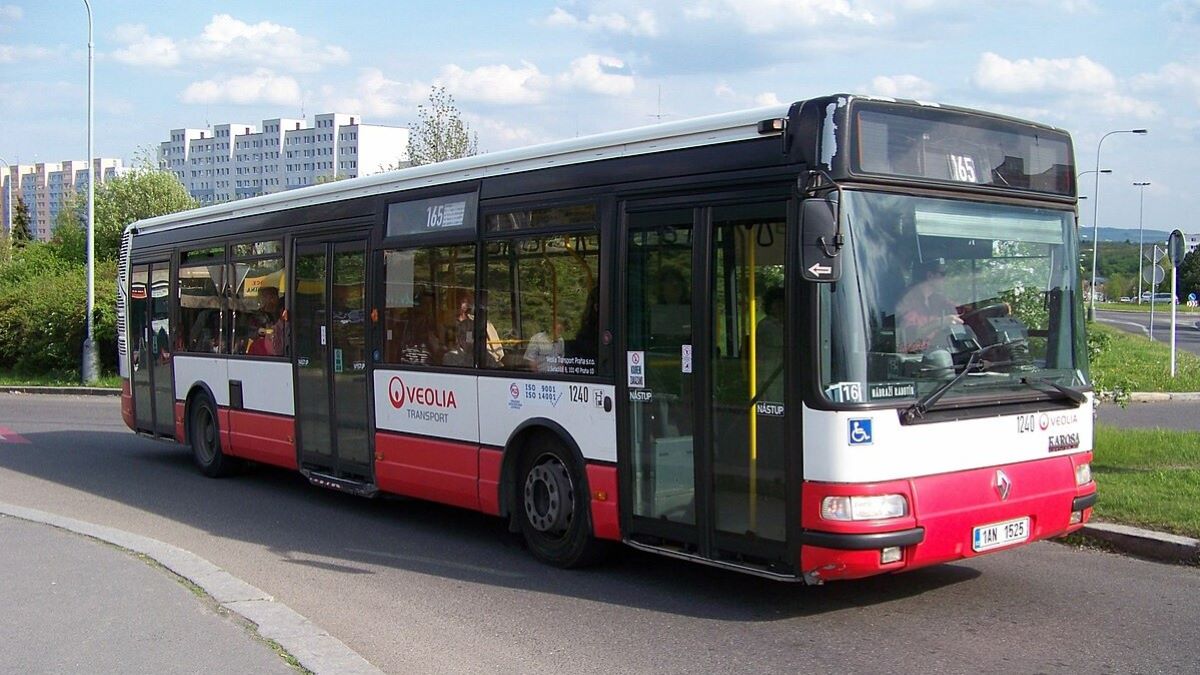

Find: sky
[1,0,1198,236]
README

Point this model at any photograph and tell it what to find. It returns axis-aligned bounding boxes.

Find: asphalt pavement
[1097,399,1200,431]
[0,386,1195,667]
[1096,308,1200,356]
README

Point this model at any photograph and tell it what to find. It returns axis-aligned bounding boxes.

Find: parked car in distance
[1141,291,1176,304]
[1119,296,1133,302]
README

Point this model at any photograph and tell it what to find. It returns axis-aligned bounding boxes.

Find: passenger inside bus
[247,286,286,356]
[895,258,963,354]
[525,320,565,372]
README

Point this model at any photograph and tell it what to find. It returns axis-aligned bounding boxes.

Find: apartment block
[160,113,409,206]
[2,158,125,241]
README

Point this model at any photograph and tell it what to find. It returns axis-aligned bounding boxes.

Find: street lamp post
[81,0,98,383]
[1076,169,1110,306]
[1089,129,1147,320]
[1134,181,1151,304]
[0,157,9,240]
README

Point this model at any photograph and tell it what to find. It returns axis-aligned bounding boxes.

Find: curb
[0,502,383,675]
[0,385,120,396]
[1077,521,1200,564]
[1128,391,1200,402]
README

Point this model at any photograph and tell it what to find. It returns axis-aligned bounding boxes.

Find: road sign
[1142,264,1165,285]
[1145,247,1167,263]
[1169,229,1187,266]
[1190,292,1198,302]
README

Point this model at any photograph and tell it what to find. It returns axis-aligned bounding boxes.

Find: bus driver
[896,258,962,354]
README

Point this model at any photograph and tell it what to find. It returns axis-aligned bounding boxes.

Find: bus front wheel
[516,438,607,568]
[189,395,237,478]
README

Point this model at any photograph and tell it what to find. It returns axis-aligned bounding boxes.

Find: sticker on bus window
[627,351,645,388]
[869,382,916,400]
[681,344,692,373]
[826,381,863,403]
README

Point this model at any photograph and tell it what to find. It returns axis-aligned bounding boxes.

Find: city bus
[119,94,1096,583]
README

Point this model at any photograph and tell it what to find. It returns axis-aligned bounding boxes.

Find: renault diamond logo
[994,469,1012,501]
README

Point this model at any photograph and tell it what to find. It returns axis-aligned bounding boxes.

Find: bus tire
[189,394,237,478]
[516,436,608,568]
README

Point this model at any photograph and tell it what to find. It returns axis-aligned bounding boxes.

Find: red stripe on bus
[120,379,135,431]
[375,432,480,511]
[217,408,232,455]
[0,426,31,444]
[174,402,185,443]
[225,408,297,470]
[585,463,621,541]
[478,448,503,516]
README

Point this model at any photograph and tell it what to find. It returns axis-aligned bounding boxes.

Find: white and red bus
[119,94,1096,582]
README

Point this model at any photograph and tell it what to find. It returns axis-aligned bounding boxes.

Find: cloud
[754,92,783,106]
[111,14,347,73]
[437,62,551,105]
[0,44,55,63]
[320,68,427,118]
[185,14,348,72]
[544,6,659,36]
[865,74,935,100]
[1134,61,1200,106]
[973,52,1157,119]
[0,4,20,22]
[180,69,301,106]
[111,24,179,68]
[557,54,635,96]
[973,51,1115,94]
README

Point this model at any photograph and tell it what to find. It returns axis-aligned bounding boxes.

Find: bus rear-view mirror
[799,197,842,283]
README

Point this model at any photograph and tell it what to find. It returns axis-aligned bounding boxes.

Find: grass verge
[1097,301,1200,314]
[1089,323,1200,393]
[1093,424,1200,539]
[0,369,121,388]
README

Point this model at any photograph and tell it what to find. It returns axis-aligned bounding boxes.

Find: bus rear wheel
[189,395,237,478]
[517,439,607,568]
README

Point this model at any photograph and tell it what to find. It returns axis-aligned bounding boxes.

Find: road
[3,394,1198,673]
[1096,308,1200,356]
[1097,400,1200,431]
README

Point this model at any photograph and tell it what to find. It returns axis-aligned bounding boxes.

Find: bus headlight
[821,494,908,521]
[1075,463,1092,486]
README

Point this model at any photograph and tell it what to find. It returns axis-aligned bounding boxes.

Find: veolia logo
[389,376,407,408]
[388,375,458,410]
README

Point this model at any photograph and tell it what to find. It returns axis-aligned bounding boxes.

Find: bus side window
[381,245,475,367]
[483,231,600,376]
[178,263,226,354]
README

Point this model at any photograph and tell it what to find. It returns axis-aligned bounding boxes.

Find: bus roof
[128,93,1071,237]
[130,102,791,236]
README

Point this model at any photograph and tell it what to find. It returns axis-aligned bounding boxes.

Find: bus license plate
[972,517,1030,552]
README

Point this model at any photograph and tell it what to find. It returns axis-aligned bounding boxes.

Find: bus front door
[622,199,793,574]
[293,238,373,485]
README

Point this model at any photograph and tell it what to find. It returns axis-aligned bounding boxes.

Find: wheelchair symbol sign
[848,418,873,446]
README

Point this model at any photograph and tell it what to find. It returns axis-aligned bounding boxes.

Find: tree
[92,169,197,261]
[405,86,479,167]
[11,196,32,245]
[1178,248,1200,303]
[51,192,86,263]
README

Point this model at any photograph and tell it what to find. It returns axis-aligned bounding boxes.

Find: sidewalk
[0,503,382,675]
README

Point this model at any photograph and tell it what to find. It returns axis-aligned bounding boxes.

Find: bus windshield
[819,190,1085,405]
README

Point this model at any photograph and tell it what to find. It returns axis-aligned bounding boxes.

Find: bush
[0,260,118,377]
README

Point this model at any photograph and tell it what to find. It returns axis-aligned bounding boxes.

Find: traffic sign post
[1169,229,1186,377]
[1149,245,1163,340]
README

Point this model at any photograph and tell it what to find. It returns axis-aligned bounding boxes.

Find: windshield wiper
[902,341,1012,423]
[1020,376,1088,405]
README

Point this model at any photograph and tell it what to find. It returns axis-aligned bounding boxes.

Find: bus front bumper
[798,452,1096,583]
